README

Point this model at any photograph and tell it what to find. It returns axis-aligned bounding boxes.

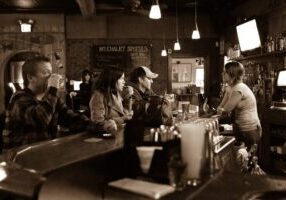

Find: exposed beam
[75,0,95,18]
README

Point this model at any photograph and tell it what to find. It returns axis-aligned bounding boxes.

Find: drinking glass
[179,120,207,186]
[181,103,190,114]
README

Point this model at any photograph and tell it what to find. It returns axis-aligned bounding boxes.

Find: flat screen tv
[73,81,82,91]
[236,19,261,52]
[277,69,286,88]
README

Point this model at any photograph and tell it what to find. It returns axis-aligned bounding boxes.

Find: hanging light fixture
[149,0,161,19]
[161,48,167,56]
[161,34,167,56]
[174,0,181,51]
[192,0,200,39]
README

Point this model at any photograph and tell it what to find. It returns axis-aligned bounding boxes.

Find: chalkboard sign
[93,45,151,72]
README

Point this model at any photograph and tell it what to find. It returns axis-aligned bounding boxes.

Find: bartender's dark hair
[129,67,146,84]
[224,61,245,85]
[92,67,124,96]
[22,55,51,88]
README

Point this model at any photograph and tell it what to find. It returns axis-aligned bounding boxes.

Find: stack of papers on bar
[108,178,175,199]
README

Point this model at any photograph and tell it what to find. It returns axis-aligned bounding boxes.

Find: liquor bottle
[266,35,271,53]
[270,36,275,52]
[279,33,284,51]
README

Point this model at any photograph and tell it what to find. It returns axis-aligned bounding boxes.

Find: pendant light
[192,0,200,39]
[149,0,161,19]
[174,0,181,51]
[161,34,167,56]
[161,48,167,56]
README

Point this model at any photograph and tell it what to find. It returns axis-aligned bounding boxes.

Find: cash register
[271,69,286,110]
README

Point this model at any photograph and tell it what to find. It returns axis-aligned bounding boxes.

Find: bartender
[217,62,263,174]
[217,61,261,150]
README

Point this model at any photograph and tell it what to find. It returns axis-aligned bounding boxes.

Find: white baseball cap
[141,66,158,79]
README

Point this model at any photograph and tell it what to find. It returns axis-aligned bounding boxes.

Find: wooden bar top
[105,161,286,200]
[3,128,124,174]
[0,128,125,199]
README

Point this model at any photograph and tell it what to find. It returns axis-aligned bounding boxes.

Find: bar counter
[0,127,125,199]
[0,126,286,200]
[11,129,124,174]
[104,161,286,200]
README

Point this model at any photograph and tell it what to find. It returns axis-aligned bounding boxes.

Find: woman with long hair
[89,67,133,132]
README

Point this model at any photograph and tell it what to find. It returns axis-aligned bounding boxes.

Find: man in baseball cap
[123,66,172,177]
[124,66,172,126]
[128,66,158,92]
[141,66,159,79]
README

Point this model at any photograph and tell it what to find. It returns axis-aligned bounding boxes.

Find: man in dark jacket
[2,55,92,149]
[126,66,172,126]
[122,66,172,177]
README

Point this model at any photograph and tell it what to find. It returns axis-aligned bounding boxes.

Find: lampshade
[149,4,161,19]
[149,5,161,19]
[192,29,200,39]
[174,41,181,51]
[161,49,167,56]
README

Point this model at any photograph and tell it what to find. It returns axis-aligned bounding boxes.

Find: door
[170,57,205,94]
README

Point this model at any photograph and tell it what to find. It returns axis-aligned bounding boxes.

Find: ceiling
[0,0,247,17]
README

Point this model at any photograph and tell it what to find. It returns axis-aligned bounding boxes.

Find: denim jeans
[234,124,262,150]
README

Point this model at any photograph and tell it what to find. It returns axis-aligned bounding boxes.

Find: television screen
[73,81,82,91]
[277,69,286,87]
[236,19,261,52]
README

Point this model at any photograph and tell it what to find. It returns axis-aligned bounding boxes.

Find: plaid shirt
[2,87,90,149]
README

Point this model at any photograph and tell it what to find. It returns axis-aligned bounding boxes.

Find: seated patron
[89,67,133,132]
[127,66,172,126]
[79,69,93,113]
[2,56,93,149]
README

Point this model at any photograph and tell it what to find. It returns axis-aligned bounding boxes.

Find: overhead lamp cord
[195,0,198,29]
[176,0,179,41]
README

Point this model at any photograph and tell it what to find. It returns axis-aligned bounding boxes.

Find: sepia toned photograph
[0,0,286,200]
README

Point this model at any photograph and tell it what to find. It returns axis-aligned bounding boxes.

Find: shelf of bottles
[242,61,283,107]
[225,32,286,107]
[229,32,286,61]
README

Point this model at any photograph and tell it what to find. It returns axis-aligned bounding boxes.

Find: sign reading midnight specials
[93,45,151,72]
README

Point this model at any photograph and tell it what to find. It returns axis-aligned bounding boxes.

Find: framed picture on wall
[172,63,192,82]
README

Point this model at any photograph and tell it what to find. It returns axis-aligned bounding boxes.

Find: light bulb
[161,49,167,56]
[174,41,181,51]
[149,5,161,19]
[192,29,200,39]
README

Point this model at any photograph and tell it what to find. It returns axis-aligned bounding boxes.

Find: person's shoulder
[232,82,245,90]
[237,83,251,92]
[91,89,105,100]
[126,83,139,94]
[7,89,33,108]
[12,89,32,100]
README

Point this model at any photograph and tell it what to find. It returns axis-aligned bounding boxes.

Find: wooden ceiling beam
[76,0,95,18]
